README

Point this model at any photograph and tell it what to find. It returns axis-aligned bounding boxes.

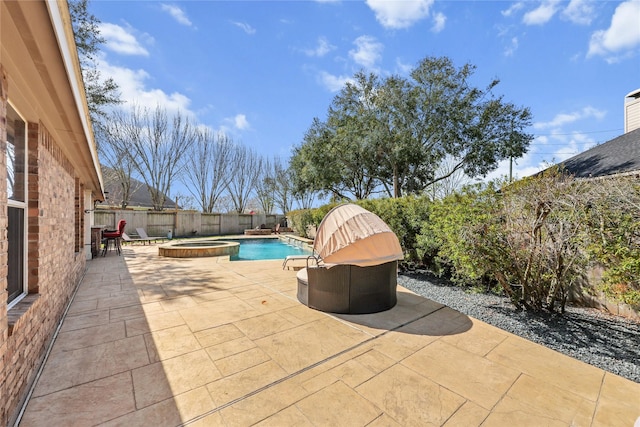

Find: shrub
[287,208,315,238]
[357,196,430,263]
[585,177,640,309]
[421,172,596,313]
[484,172,593,312]
[417,183,499,284]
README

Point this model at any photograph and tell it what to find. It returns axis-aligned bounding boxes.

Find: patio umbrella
[313,204,403,267]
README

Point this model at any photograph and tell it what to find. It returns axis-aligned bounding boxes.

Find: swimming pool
[229,238,312,261]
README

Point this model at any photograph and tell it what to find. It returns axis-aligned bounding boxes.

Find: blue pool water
[229,239,311,261]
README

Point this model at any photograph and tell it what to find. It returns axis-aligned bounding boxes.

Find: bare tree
[427,155,473,200]
[255,157,276,214]
[181,129,233,213]
[172,192,197,211]
[214,195,236,214]
[113,105,197,210]
[227,145,262,213]
[96,122,141,208]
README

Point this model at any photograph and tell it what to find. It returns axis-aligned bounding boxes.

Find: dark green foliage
[585,178,640,308]
[292,174,639,315]
[289,56,533,200]
[357,196,430,263]
[288,197,429,261]
[69,0,121,124]
[287,209,315,239]
[417,183,499,284]
[419,171,640,314]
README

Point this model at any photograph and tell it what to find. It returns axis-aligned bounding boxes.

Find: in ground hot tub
[159,240,239,258]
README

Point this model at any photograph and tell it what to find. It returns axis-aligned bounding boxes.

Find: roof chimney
[625,88,640,133]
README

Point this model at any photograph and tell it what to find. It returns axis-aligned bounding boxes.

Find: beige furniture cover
[313,204,404,266]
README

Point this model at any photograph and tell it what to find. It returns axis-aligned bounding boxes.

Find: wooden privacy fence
[94,210,286,238]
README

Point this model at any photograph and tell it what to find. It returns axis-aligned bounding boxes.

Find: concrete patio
[18,244,640,426]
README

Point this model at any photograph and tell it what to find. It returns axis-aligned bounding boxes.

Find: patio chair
[102,219,126,256]
[136,228,167,244]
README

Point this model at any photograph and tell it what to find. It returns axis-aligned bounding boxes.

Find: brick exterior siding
[0,64,87,426]
[0,62,9,427]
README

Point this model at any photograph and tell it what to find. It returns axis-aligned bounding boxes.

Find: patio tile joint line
[181,305,447,426]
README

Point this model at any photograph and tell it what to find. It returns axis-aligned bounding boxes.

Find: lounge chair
[295,204,403,314]
[122,232,152,245]
[136,228,167,243]
[282,254,320,270]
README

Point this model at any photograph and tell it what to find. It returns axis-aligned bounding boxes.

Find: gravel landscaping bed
[399,272,640,384]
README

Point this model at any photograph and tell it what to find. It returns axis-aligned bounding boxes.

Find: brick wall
[1,66,86,425]
[0,63,10,427]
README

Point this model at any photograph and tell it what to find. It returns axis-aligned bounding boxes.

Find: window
[7,103,27,308]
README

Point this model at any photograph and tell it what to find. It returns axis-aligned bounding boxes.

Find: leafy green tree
[290,117,378,200]
[69,0,121,124]
[290,56,533,199]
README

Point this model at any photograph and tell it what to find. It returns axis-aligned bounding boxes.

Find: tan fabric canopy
[313,204,404,267]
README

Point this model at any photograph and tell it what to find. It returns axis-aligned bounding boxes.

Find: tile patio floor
[19,244,640,426]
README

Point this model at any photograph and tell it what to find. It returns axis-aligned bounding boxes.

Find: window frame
[6,101,28,310]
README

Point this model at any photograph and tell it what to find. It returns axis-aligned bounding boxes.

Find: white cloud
[504,37,519,57]
[349,35,383,69]
[98,23,149,56]
[97,59,192,114]
[431,12,446,33]
[484,130,596,181]
[547,132,597,162]
[561,0,595,25]
[317,71,353,92]
[533,106,606,129]
[304,37,336,57]
[588,0,640,59]
[232,21,256,35]
[523,0,562,25]
[233,114,250,130]
[502,2,525,17]
[161,4,193,26]
[365,0,434,29]
[219,114,251,135]
[484,150,548,182]
[395,58,414,75]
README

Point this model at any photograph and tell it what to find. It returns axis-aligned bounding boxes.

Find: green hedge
[287,196,430,262]
[287,175,640,313]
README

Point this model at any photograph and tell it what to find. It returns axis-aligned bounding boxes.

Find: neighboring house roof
[558,128,640,178]
[101,166,177,209]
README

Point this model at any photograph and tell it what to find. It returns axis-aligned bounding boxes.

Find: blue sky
[90,0,640,184]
